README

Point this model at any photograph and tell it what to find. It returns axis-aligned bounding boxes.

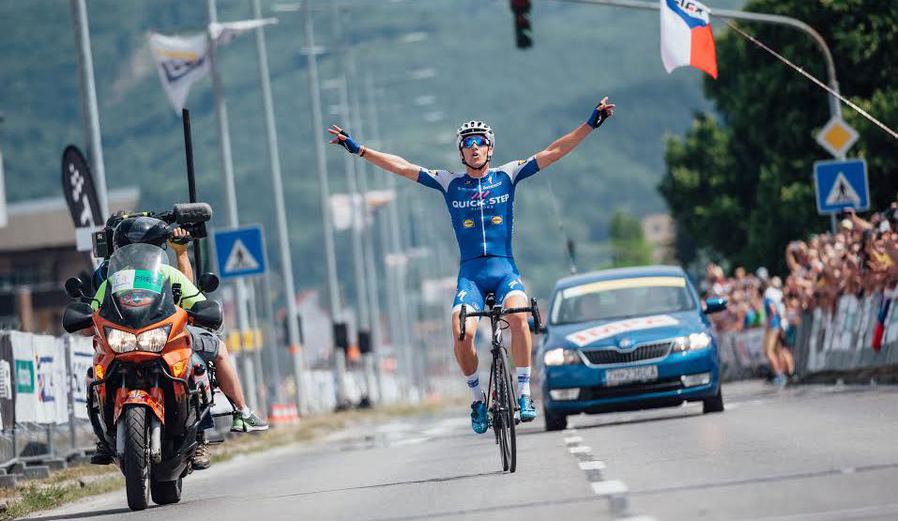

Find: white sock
[465,372,484,402]
[516,367,532,397]
[240,406,252,418]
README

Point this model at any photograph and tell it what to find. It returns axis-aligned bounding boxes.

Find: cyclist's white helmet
[456,120,495,150]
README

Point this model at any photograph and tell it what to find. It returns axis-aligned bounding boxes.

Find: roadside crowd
[702,205,898,386]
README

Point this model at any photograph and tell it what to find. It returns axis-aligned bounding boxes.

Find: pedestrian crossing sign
[813,159,869,214]
[212,225,268,280]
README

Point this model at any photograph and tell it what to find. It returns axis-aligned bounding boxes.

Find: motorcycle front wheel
[122,406,150,511]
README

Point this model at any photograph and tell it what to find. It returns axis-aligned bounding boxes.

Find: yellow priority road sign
[816,116,859,158]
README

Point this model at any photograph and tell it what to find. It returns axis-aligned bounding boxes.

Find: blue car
[539,265,727,431]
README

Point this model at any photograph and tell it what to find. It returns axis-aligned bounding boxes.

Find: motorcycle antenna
[181,108,203,273]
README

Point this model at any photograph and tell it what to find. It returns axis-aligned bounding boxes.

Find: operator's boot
[90,441,113,465]
[231,409,270,433]
[192,441,212,470]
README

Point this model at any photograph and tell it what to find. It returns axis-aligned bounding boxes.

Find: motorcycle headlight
[672,332,712,352]
[543,348,582,366]
[105,328,137,353]
[137,326,171,353]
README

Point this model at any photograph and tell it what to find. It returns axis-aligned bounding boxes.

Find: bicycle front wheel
[492,346,517,473]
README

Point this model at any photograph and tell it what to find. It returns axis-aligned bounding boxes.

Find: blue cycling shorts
[452,256,528,313]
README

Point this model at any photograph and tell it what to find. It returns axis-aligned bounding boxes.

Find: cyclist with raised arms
[328,97,614,432]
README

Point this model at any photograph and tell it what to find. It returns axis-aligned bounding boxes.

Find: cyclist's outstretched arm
[534,97,615,171]
[328,124,421,180]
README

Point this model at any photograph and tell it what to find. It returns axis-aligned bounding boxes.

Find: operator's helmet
[456,120,495,150]
[113,216,170,249]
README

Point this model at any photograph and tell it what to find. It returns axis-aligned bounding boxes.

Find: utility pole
[301,0,348,407]
[324,75,372,403]
[207,0,257,412]
[250,0,309,412]
[332,4,383,404]
[363,73,416,397]
[69,0,109,219]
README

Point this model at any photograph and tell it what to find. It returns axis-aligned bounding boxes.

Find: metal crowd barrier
[715,292,898,383]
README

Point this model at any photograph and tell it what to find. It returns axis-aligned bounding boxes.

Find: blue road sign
[813,159,869,214]
[212,225,267,280]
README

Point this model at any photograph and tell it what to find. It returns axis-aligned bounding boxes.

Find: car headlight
[105,328,137,353]
[672,332,712,352]
[137,326,171,353]
[543,348,582,366]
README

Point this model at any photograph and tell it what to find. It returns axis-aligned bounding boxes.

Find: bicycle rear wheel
[492,347,517,473]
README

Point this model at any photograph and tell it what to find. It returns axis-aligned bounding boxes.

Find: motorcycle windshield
[101,243,176,330]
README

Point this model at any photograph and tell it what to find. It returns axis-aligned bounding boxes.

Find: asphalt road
[28,381,898,521]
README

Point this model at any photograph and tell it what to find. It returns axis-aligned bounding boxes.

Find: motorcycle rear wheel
[123,406,150,511]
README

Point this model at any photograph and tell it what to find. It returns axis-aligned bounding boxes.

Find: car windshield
[550,276,696,325]
[101,243,176,329]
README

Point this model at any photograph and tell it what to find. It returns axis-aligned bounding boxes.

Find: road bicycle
[459,294,541,473]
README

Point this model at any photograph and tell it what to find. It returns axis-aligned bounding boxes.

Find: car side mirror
[198,273,219,293]
[65,277,86,299]
[703,297,728,314]
[62,302,94,333]
[187,300,223,330]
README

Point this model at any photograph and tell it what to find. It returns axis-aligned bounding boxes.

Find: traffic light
[510,0,533,49]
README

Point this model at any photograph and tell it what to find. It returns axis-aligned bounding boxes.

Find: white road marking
[591,480,628,496]
[564,436,584,445]
[578,460,607,471]
[569,445,592,454]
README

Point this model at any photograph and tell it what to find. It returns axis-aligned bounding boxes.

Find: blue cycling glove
[586,102,613,129]
[333,129,362,155]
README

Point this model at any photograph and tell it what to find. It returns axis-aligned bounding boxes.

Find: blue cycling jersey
[417,157,540,262]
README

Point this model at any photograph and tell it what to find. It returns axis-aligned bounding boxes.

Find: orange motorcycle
[63,241,222,510]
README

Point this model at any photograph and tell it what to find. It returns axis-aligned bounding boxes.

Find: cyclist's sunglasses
[461,135,491,149]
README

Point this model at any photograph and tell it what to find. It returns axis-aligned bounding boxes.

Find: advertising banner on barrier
[68,336,93,420]
[11,331,37,423]
[34,336,68,424]
[0,334,15,431]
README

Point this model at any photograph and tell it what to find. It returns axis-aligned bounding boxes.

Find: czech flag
[660,0,718,79]
[871,291,892,353]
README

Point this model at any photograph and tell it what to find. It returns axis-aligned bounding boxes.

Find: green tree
[608,210,653,267]
[660,0,898,273]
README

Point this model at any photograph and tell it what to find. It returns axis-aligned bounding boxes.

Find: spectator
[763,276,789,387]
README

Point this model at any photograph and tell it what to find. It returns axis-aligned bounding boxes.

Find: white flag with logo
[209,18,278,46]
[148,32,210,113]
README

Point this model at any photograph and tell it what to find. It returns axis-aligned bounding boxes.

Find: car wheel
[702,387,724,414]
[544,405,567,431]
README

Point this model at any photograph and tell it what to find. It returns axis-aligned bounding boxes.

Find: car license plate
[604,365,658,387]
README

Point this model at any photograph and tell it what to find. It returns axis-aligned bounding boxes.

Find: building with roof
[0,188,140,333]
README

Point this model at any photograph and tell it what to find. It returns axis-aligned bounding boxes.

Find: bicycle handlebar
[458,298,542,341]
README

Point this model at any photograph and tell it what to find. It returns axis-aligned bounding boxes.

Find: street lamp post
[323,75,374,405]
[69,0,109,219]
[206,0,259,412]
[300,0,348,408]
[553,0,846,230]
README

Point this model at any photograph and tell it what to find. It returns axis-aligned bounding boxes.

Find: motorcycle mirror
[173,202,213,225]
[198,273,219,293]
[187,300,223,330]
[62,302,94,333]
[65,277,85,299]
